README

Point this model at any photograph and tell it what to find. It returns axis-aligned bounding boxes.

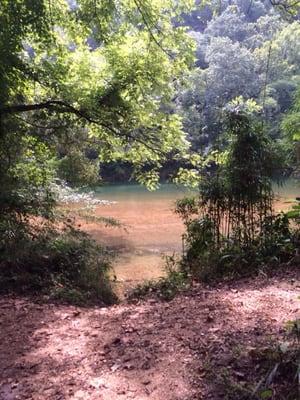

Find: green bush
[0,131,116,305]
[0,222,117,305]
[176,99,299,282]
[58,150,100,188]
[128,255,189,301]
[179,212,298,282]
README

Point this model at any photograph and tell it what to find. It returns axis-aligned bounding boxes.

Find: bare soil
[0,270,299,400]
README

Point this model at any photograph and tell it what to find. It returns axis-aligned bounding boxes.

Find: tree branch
[0,100,97,122]
[133,0,173,59]
[0,100,164,154]
[269,0,300,12]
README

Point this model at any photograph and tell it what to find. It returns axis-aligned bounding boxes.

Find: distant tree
[204,5,252,42]
[270,79,298,112]
[245,14,285,48]
[255,22,300,82]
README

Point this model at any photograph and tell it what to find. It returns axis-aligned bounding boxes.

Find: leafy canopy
[0,0,196,181]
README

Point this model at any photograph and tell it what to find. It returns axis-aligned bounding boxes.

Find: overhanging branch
[0,100,97,122]
[0,100,164,154]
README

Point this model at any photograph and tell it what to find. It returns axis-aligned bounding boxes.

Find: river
[81,180,300,291]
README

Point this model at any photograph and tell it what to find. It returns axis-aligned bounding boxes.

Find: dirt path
[0,271,299,400]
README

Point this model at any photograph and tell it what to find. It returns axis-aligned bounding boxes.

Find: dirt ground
[0,270,299,400]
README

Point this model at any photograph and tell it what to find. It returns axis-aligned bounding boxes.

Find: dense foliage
[0,0,196,188]
[0,0,196,301]
[176,0,300,168]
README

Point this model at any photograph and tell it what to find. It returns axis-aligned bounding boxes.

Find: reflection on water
[92,183,192,201]
[82,180,300,289]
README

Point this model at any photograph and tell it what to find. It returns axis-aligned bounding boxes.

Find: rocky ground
[0,270,299,400]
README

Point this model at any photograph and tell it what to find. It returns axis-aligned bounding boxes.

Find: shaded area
[0,271,299,399]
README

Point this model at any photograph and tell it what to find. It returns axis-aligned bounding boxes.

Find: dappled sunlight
[227,286,298,317]
[0,272,298,399]
[1,0,300,399]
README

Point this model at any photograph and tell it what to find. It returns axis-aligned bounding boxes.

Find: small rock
[208,327,219,333]
[124,363,135,370]
[73,311,81,317]
[233,371,245,379]
[111,364,121,372]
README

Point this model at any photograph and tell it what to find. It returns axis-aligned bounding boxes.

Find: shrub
[127,254,189,301]
[176,98,299,281]
[0,131,117,305]
[0,221,117,305]
[57,150,100,188]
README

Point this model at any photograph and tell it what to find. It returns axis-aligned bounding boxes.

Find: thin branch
[133,0,173,59]
[269,0,300,12]
[0,100,97,122]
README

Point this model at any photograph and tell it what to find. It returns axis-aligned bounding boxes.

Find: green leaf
[260,389,273,399]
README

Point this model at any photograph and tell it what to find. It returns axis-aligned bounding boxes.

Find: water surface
[82,180,300,290]
[83,184,190,290]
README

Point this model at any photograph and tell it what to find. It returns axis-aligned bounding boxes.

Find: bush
[178,211,298,282]
[0,221,117,305]
[176,99,299,282]
[58,150,100,188]
[127,254,190,301]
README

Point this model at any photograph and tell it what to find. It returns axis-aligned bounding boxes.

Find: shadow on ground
[0,269,299,400]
